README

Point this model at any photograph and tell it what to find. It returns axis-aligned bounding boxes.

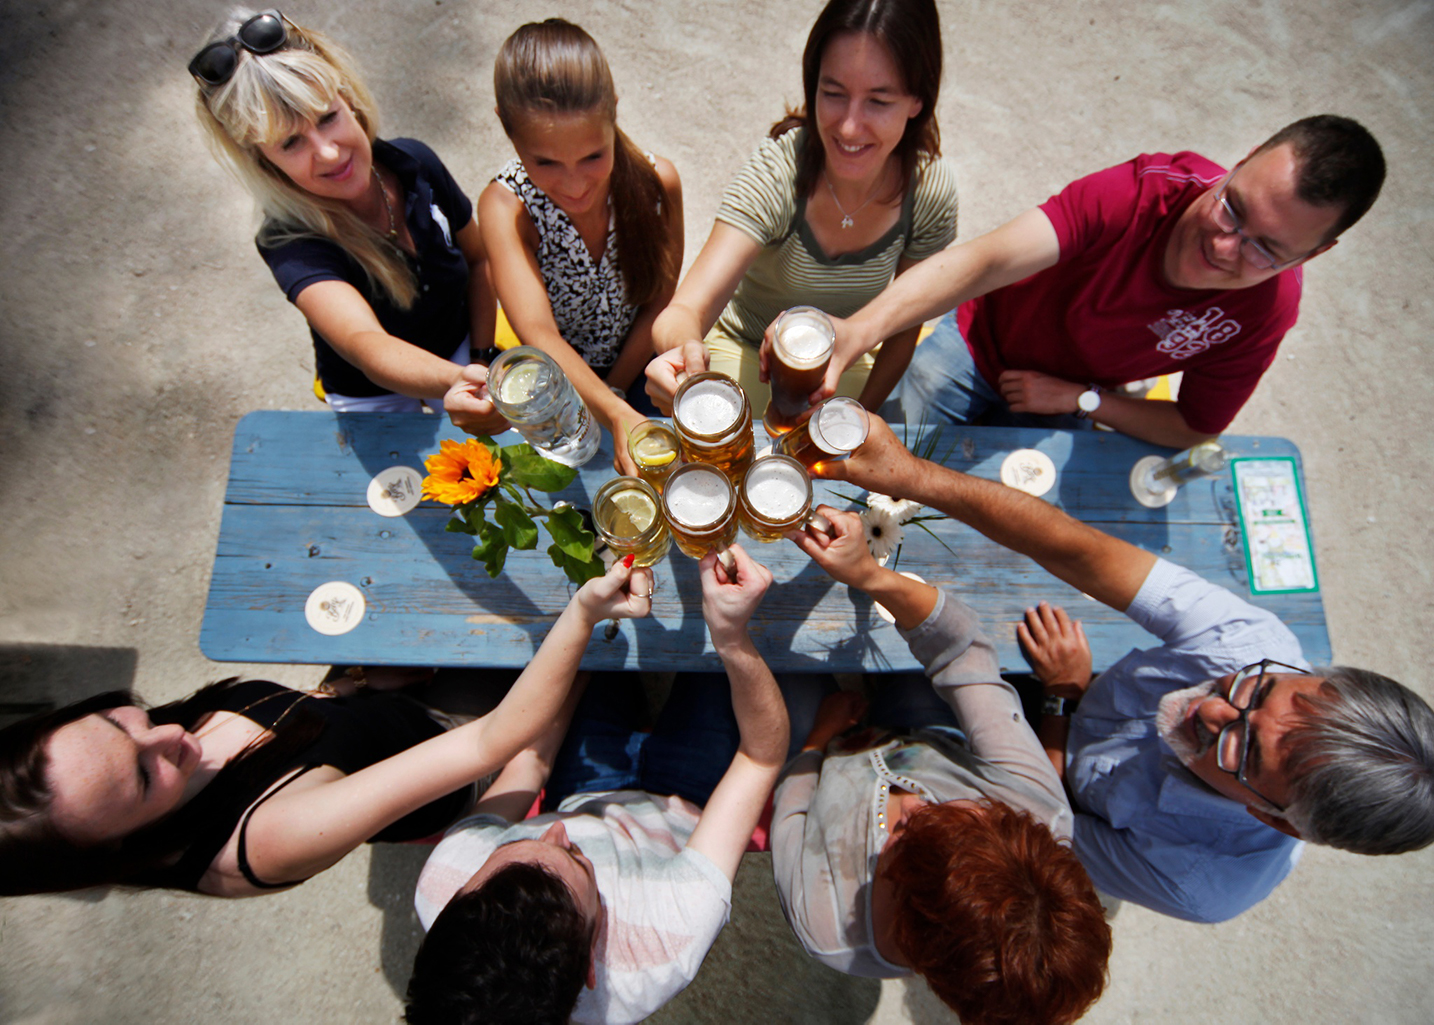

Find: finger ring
[635,587,654,598]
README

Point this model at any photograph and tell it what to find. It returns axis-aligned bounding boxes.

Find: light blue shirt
[1067,558,1307,923]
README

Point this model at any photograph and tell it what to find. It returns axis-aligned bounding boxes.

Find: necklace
[824,171,880,229]
[373,166,397,239]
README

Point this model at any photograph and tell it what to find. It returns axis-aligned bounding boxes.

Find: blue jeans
[543,672,837,810]
[897,312,1090,431]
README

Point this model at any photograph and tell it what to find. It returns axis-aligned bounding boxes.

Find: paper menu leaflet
[1232,457,1318,594]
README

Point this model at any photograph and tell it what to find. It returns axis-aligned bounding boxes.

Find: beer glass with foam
[776,396,870,471]
[766,306,835,432]
[487,345,600,467]
[737,455,832,542]
[672,372,754,482]
[593,476,671,567]
[661,463,738,559]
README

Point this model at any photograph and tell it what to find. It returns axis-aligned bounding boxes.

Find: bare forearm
[857,325,919,410]
[716,633,790,769]
[1038,712,1070,783]
[652,301,707,356]
[891,459,1152,611]
[1089,395,1214,448]
[347,330,466,398]
[467,266,497,356]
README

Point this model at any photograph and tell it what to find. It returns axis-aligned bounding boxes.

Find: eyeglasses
[1214,658,1310,810]
[1210,168,1308,272]
[188,10,289,86]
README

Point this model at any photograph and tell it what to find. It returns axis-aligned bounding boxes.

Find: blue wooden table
[200,412,1332,672]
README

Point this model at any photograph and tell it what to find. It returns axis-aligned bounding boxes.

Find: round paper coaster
[367,466,423,517]
[1000,449,1056,497]
[305,581,366,636]
[875,572,927,625]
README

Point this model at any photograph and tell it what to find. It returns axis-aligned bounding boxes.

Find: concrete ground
[2,0,1431,1021]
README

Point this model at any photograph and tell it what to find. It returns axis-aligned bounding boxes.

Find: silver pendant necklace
[824,171,879,229]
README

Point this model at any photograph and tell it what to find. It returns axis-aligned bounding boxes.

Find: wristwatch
[1075,384,1102,419]
[1041,694,1078,717]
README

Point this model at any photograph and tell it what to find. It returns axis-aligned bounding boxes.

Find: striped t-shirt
[711,129,958,348]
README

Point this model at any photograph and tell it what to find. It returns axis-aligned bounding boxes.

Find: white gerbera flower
[866,492,922,524]
[861,504,904,566]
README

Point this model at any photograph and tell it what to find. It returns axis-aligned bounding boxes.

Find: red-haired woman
[779,509,1112,1025]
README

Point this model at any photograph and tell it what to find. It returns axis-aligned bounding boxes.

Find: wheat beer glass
[487,346,600,467]
[593,476,671,566]
[627,420,682,494]
[776,396,870,471]
[740,455,831,542]
[766,306,836,431]
[661,463,738,558]
[672,372,754,482]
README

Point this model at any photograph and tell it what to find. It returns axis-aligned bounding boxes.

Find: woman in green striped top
[647,0,956,419]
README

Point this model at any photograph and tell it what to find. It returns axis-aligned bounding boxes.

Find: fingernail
[623,554,635,568]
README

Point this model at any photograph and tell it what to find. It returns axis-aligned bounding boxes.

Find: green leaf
[472,520,509,577]
[494,498,540,550]
[545,504,597,561]
[445,511,477,535]
[548,541,604,584]
[502,444,578,492]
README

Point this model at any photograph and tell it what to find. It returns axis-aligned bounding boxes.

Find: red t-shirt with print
[958,152,1302,435]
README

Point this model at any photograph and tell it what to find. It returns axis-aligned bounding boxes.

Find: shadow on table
[0,643,138,728]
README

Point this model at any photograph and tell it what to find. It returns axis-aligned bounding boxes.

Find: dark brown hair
[883,801,1111,1025]
[1254,115,1385,242]
[494,18,676,307]
[770,0,943,204]
[0,681,320,895]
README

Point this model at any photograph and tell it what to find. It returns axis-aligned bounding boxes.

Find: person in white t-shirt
[404,546,789,1025]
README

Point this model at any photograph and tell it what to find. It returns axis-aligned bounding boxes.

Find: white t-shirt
[415,790,732,1024]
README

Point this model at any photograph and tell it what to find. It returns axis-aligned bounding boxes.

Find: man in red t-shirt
[824,115,1384,447]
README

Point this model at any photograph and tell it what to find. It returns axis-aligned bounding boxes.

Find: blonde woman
[192,8,503,429]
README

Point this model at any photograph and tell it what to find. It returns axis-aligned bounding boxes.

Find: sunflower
[422,438,502,505]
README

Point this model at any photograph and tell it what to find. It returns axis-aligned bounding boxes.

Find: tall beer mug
[661,463,739,559]
[737,455,833,543]
[766,306,835,434]
[775,396,870,471]
[671,371,754,482]
[487,346,600,467]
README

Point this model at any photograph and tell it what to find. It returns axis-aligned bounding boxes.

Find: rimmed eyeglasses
[1214,658,1310,810]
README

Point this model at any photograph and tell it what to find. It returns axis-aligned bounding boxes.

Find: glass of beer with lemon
[593,476,671,567]
[627,421,682,494]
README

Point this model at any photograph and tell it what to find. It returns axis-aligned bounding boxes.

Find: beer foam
[779,323,833,366]
[678,379,741,435]
[745,459,808,518]
[665,467,730,527]
[815,401,867,452]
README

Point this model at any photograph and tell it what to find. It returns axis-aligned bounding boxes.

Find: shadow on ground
[0,644,138,727]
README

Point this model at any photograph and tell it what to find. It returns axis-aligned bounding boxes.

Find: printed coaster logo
[1148,307,1242,359]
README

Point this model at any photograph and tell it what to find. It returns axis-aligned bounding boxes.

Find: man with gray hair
[813,418,1434,922]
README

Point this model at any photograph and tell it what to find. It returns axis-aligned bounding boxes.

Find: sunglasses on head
[189,10,289,86]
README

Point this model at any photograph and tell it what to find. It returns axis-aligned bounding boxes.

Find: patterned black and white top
[494,158,641,371]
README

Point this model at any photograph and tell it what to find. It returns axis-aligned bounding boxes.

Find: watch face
[1078,389,1101,413]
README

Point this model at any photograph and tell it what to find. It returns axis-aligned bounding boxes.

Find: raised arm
[826,208,1061,391]
[443,216,509,436]
[816,416,1156,612]
[479,181,655,473]
[230,561,652,892]
[645,221,764,411]
[684,546,789,883]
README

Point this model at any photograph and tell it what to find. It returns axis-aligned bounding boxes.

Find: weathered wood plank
[202,413,1332,670]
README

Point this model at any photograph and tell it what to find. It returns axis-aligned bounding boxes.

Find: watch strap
[1041,694,1077,717]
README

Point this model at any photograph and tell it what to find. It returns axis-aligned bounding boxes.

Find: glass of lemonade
[593,476,671,567]
[766,306,835,433]
[661,463,738,559]
[627,421,682,494]
[775,396,870,471]
[738,455,827,543]
[672,372,754,483]
[487,345,600,467]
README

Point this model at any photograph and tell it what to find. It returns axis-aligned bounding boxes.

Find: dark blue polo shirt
[257,138,474,397]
